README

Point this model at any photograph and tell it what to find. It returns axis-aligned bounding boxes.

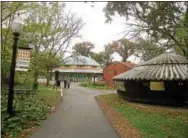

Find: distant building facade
[103,61,135,87]
[53,55,103,82]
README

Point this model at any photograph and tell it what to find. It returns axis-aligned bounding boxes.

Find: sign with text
[16,48,32,71]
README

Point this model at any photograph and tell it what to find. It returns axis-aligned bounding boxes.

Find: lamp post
[7,14,23,116]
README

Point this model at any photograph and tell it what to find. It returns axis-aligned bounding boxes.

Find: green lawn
[37,84,61,106]
[98,94,188,138]
[81,85,109,89]
[1,84,61,138]
[79,82,115,89]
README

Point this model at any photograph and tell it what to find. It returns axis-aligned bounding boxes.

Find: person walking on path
[64,79,67,88]
[53,80,60,90]
[67,78,71,89]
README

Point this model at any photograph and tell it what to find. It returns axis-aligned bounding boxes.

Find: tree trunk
[122,54,128,62]
[32,51,39,90]
[123,57,127,62]
[46,68,50,86]
[46,78,49,86]
[33,70,39,90]
[93,74,95,85]
[49,69,52,80]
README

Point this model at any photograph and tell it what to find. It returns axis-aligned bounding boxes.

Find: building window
[107,70,112,74]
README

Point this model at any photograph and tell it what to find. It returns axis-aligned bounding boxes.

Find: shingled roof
[113,53,188,81]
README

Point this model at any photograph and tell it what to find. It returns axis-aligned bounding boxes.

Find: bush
[80,81,108,89]
[93,81,106,87]
[14,72,34,88]
[80,82,90,87]
[1,95,50,138]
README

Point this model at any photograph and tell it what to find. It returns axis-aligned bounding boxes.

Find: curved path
[30,83,119,138]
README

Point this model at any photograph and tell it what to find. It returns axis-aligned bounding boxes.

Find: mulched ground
[95,96,142,138]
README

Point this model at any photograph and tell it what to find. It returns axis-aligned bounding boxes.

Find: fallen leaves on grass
[95,96,142,138]
[97,94,188,138]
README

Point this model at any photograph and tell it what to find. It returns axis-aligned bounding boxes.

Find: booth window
[150,82,165,91]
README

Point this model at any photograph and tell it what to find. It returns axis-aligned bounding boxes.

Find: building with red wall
[103,61,135,87]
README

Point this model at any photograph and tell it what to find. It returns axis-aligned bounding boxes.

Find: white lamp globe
[28,44,34,49]
[11,14,23,33]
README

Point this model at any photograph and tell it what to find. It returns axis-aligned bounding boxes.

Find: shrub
[1,95,50,138]
[14,72,34,88]
[93,81,106,87]
[80,81,108,89]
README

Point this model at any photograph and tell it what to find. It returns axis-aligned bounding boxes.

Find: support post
[7,32,19,116]
[93,73,95,85]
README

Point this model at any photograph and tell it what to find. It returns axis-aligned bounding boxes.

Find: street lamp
[7,14,23,116]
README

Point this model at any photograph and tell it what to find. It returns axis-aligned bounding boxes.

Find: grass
[37,84,62,107]
[98,94,188,138]
[82,85,109,89]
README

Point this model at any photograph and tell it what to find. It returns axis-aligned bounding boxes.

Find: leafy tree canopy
[104,2,188,57]
[72,41,94,57]
[90,51,106,67]
[2,2,84,86]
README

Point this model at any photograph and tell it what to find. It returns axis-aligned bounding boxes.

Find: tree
[72,41,94,56]
[90,52,106,67]
[104,2,188,58]
[135,37,165,61]
[23,2,83,86]
[37,51,62,86]
[24,2,84,56]
[103,43,115,65]
[110,38,136,61]
[1,2,26,23]
[105,37,164,62]
[103,37,165,63]
[1,28,12,82]
[1,2,27,83]
[2,2,84,87]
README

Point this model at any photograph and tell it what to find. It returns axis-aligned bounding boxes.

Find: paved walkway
[30,83,119,138]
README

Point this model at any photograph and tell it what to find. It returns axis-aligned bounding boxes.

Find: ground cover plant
[1,85,61,138]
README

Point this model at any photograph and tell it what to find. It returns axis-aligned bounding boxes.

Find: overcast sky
[65,2,141,63]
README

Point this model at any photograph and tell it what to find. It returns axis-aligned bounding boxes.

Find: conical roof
[113,53,188,81]
[64,55,100,66]
[142,53,187,65]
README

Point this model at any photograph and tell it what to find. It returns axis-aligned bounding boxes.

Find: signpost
[16,47,32,71]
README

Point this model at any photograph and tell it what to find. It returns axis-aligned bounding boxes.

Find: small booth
[113,53,188,106]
